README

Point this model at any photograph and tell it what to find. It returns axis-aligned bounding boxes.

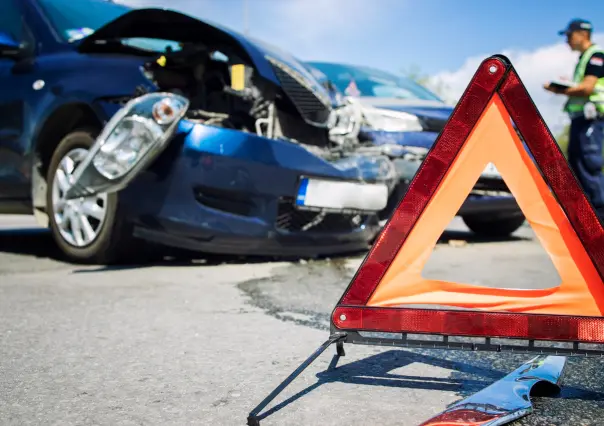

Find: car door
[0,0,33,206]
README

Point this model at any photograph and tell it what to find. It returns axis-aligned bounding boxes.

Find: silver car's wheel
[51,147,109,247]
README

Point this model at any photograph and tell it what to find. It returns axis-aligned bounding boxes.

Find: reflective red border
[331,56,604,344]
[332,307,604,343]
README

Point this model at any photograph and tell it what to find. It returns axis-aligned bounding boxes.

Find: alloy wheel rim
[51,147,109,247]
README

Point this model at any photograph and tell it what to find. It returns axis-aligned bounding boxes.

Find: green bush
[556,125,569,158]
[556,124,604,171]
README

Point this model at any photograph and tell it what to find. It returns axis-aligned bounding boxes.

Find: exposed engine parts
[138,42,363,160]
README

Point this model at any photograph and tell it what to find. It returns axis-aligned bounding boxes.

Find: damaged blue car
[306,61,526,237]
[0,0,397,264]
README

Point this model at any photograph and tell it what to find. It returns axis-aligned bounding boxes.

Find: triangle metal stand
[247,333,569,426]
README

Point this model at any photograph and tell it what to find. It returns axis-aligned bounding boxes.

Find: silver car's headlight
[64,92,189,199]
[92,94,189,179]
[333,154,397,184]
[328,101,363,141]
[363,107,423,132]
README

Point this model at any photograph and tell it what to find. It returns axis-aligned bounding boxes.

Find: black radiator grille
[268,57,332,126]
[194,186,255,216]
[276,197,368,233]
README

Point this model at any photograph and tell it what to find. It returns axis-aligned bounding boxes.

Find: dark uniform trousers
[567,116,604,216]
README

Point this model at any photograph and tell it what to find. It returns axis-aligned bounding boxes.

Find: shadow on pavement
[436,228,530,244]
[0,225,530,272]
[0,227,277,268]
[254,348,604,423]
[0,227,61,259]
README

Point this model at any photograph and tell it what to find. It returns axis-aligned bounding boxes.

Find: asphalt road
[1,215,603,425]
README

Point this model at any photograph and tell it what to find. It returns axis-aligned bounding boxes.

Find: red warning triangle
[331,55,604,343]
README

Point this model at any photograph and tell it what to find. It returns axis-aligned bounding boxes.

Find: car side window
[0,0,23,42]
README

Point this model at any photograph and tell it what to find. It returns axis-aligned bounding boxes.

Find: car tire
[46,128,136,264]
[462,214,526,238]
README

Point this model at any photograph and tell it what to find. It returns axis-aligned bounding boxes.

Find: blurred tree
[556,124,569,158]
[555,124,604,172]
[400,63,453,104]
[401,64,430,86]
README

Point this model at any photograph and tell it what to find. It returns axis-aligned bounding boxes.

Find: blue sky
[120,0,604,75]
[119,0,604,133]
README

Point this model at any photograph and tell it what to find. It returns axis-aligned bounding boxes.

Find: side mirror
[0,31,25,59]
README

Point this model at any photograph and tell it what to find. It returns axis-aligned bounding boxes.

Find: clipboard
[548,80,604,93]
[548,80,575,91]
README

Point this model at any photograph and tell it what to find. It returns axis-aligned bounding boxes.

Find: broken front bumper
[61,92,400,255]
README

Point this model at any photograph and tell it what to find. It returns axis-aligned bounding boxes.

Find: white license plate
[481,162,501,179]
[296,177,388,212]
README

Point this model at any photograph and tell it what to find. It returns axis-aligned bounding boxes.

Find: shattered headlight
[64,92,189,199]
[93,94,189,179]
[92,115,164,179]
[363,107,423,132]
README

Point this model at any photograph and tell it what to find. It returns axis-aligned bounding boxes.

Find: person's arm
[564,75,599,96]
[545,52,604,96]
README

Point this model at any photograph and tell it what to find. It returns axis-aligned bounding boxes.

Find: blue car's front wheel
[45,128,138,264]
[51,146,110,248]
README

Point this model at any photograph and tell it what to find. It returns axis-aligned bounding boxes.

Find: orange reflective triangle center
[367,96,604,316]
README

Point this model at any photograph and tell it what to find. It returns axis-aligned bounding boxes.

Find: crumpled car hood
[76,8,332,103]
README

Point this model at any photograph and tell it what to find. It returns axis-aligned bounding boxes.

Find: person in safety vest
[544,18,604,218]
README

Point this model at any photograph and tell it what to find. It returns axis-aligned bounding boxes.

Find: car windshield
[36,0,181,52]
[307,62,443,102]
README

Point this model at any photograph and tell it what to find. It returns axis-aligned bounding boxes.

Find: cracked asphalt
[1,215,603,425]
